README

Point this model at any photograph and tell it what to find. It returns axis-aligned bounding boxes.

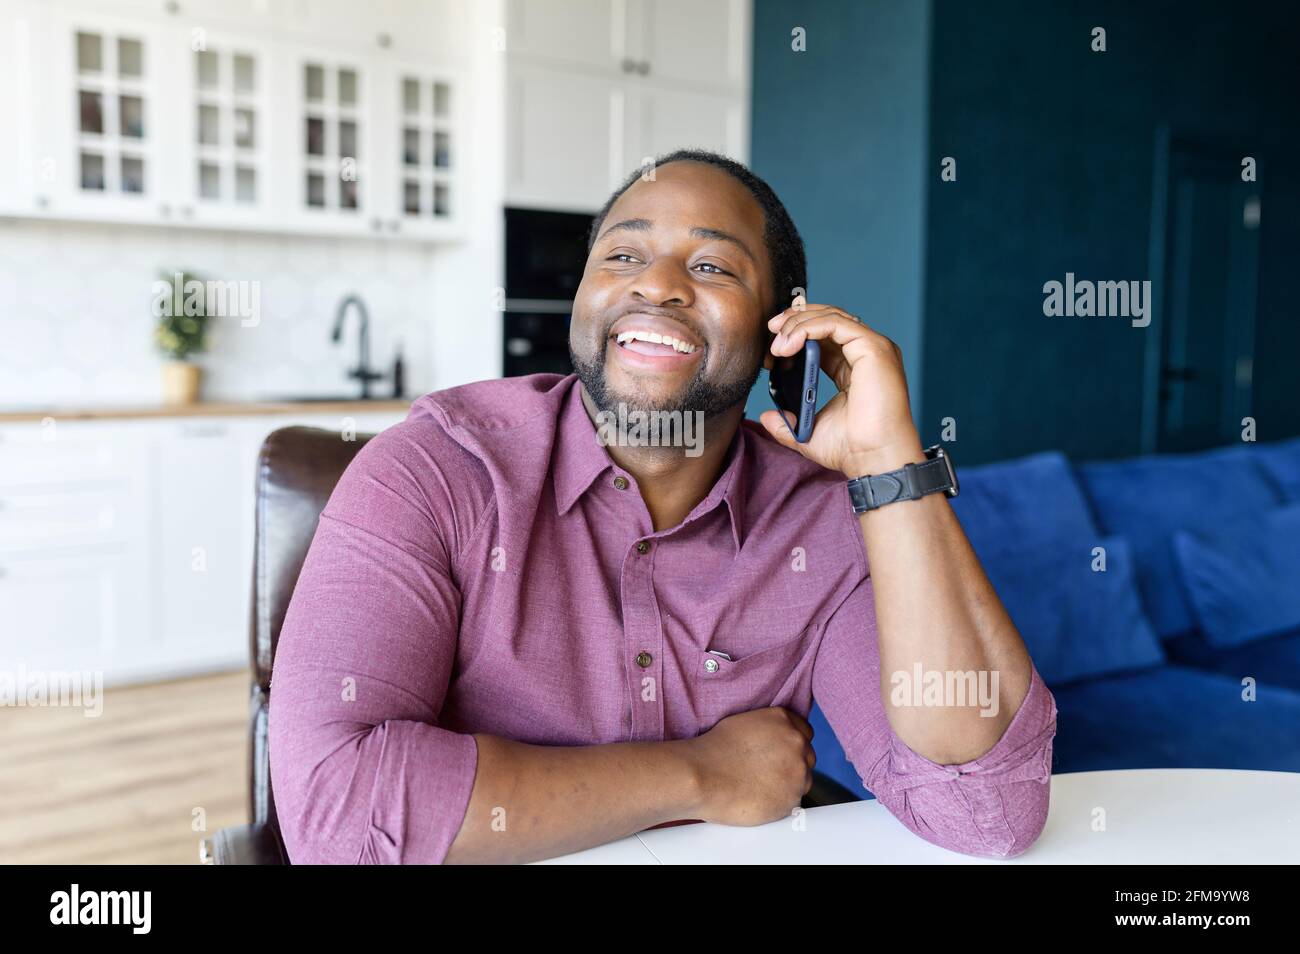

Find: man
[269,149,1057,864]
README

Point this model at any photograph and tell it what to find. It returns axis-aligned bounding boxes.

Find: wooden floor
[0,669,249,864]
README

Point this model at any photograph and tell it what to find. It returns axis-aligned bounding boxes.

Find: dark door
[1154,144,1261,452]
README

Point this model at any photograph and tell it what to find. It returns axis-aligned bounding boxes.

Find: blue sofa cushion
[1256,435,1300,502]
[1172,503,1300,648]
[1165,626,1300,694]
[1050,665,1300,773]
[949,450,1099,556]
[980,535,1165,685]
[1077,445,1282,639]
[950,451,1163,684]
[811,662,1300,797]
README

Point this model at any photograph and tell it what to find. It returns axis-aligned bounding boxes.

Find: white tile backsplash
[0,218,441,408]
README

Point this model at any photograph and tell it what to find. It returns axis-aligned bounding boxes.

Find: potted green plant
[153,270,211,404]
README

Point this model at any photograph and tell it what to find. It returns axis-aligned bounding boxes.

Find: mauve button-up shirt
[269,373,1058,864]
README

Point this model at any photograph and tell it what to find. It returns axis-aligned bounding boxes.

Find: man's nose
[629,257,692,307]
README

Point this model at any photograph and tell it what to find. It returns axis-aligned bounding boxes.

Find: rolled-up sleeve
[268,426,479,864]
[812,572,1058,859]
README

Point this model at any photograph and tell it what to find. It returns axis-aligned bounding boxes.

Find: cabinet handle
[637,60,651,75]
[179,423,228,438]
[159,203,172,217]
[621,57,636,73]
[370,217,383,231]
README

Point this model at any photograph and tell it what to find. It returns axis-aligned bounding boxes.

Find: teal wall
[744,0,932,426]
[748,0,1300,462]
[919,0,1300,463]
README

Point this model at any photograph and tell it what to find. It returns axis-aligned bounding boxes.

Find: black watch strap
[847,445,958,513]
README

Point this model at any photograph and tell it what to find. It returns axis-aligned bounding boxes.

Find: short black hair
[586,148,807,318]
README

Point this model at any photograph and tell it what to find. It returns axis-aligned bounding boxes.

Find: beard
[569,331,765,420]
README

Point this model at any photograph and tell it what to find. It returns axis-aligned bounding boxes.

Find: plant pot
[161,361,202,405]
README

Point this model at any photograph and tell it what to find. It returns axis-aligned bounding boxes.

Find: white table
[536,769,1300,864]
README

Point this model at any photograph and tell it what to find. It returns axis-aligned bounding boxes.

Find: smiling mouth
[609,332,703,369]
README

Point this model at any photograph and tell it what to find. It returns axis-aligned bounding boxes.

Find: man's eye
[696,262,731,275]
[606,253,639,263]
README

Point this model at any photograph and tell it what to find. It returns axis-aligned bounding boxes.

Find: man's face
[569,161,774,419]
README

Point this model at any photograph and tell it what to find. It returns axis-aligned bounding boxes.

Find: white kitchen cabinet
[505,65,748,213]
[0,484,136,552]
[0,551,151,676]
[0,421,154,556]
[28,5,174,224]
[3,0,468,241]
[0,408,407,686]
[505,0,748,93]
[289,46,373,233]
[629,84,748,168]
[81,0,472,62]
[505,60,630,213]
[632,0,749,90]
[0,419,154,680]
[383,62,464,239]
[504,0,751,212]
[505,0,632,74]
[183,29,276,228]
[0,14,24,215]
[150,420,250,670]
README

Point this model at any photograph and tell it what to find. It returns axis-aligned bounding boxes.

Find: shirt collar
[552,376,748,553]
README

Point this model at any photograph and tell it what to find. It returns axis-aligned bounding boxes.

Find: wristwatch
[847,444,959,514]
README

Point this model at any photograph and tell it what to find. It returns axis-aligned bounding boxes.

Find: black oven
[503,207,594,377]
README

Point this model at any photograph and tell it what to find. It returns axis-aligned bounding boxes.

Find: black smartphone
[768,339,820,443]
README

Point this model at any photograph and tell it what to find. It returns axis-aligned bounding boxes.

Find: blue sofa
[809,435,1300,801]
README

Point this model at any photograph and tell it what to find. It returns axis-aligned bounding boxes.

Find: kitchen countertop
[0,398,414,423]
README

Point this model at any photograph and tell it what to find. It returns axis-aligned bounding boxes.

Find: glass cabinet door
[192,43,265,213]
[72,28,151,199]
[397,72,456,227]
[300,59,367,219]
[37,9,176,222]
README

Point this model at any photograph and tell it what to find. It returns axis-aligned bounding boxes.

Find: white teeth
[616,329,698,354]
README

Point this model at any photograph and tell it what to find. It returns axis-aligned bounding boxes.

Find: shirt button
[635,540,650,554]
[636,651,653,668]
[704,658,720,673]
[613,475,629,490]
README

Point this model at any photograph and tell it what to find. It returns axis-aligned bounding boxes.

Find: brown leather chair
[203,424,856,864]
[202,425,374,865]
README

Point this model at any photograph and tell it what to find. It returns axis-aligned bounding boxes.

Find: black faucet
[331,294,385,399]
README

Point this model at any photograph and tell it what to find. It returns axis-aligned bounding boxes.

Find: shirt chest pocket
[688,628,814,730]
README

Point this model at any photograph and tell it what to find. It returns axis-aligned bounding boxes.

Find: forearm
[848,441,1033,765]
[765,305,1054,856]
[444,733,704,864]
